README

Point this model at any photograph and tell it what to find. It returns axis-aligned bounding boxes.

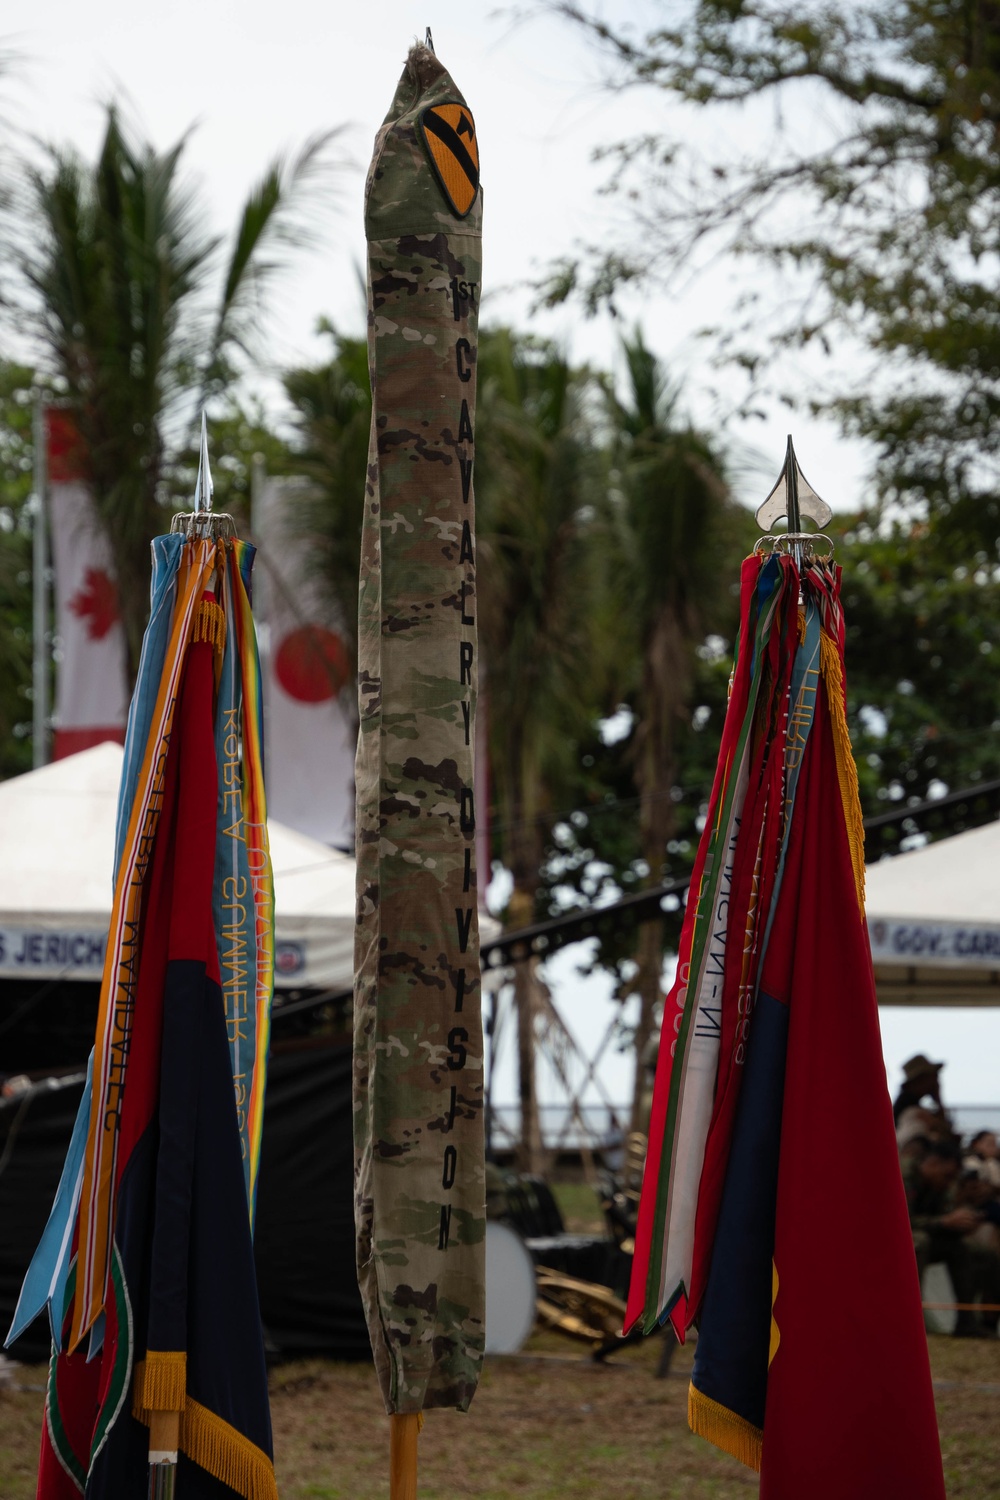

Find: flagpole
[147,1411,179,1499]
[389,1413,420,1500]
[250,452,270,779]
[148,416,210,1500]
[32,395,49,768]
[783,434,803,572]
[250,452,264,537]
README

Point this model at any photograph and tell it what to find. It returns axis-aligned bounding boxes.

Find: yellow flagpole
[389,1413,420,1500]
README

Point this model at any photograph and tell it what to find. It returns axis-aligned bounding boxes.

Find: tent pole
[32,395,49,768]
[389,1412,420,1500]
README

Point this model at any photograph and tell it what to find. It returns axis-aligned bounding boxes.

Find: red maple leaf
[69,567,120,640]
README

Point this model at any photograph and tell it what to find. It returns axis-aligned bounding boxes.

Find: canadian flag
[47,411,128,760]
[255,474,356,848]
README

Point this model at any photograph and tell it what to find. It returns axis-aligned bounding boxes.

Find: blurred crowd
[895,1054,1000,1338]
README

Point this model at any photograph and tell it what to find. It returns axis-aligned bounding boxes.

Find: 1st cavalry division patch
[420,103,480,217]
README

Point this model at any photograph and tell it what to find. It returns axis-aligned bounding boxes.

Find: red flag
[630,543,945,1493]
[759,684,944,1498]
[682,561,944,1496]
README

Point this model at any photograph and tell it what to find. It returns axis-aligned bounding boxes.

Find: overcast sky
[7,0,872,509]
[8,2,997,1108]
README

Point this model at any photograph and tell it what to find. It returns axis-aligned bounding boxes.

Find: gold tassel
[192,594,226,657]
[133,1366,277,1500]
[137,1351,187,1413]
[819,630,866,910]
[688,1382,763,1472]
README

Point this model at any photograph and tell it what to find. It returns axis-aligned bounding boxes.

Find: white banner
[868,916,1000,968]
[0,925,106,978]
[255,475,356,848]
[47,411,128,759]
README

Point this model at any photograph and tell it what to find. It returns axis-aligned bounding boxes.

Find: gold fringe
[138,1351,187,1413]
[769,1260,781,1367]
[192,595,226,657]
[180,1397,278,1500]
[133,1364,277,1500]
[819,630,866,910]
[688,1382,762,1472]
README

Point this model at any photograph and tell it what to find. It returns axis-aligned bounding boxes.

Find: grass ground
[3,1330,1000,1499]
[551,1179,606,1233]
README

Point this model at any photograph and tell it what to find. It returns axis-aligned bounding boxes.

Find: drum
[484,1220,536,1354]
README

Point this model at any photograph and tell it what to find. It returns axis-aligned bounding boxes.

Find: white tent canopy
[0,744,356,991]
[4,742,993,1006]
[866,818,1000,1006]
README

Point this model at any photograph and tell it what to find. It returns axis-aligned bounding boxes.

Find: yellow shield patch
[420,103,480,217]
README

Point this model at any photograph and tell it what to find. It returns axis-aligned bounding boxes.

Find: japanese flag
[255,474,355,848]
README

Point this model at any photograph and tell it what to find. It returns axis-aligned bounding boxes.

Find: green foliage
[0,364,37,777]
[537,626,742,985]
[525,333,749,1032]
[603,331,747,870]
[608,333,730,638]
[842,518,1000,811]
[476,329,608,903]
[279,327,372,666]
[545,0,1000,550]
[7,105,344,680]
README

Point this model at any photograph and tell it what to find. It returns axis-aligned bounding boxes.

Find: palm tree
[476,329,606,1171]
[10,105,343,683]
[280,326,371,679]
[606,331,737,1132]
[0,362,35,777]
[275,325,608,1172]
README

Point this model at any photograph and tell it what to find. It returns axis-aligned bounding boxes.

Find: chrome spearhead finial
[755,434,832,533]
[193,411,214,516]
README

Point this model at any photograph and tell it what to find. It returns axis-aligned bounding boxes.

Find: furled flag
[255,471,356,848]
[353,36,485,1453]
[8,506,277,1499]
[46,410,128,759]
[627,454,946,1498]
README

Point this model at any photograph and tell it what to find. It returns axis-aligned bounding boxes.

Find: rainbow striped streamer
[37,533,275,1354]
[212,539,273,1218]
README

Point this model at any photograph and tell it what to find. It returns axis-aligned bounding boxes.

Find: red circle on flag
[275,626,350,703]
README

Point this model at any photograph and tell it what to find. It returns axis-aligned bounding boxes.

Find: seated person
[902,1139,1000,1337]
[955,1166,1000,1255]
[899,1131,931,1164]
[964,1130,1000,1191]
[897,1108,947,1156]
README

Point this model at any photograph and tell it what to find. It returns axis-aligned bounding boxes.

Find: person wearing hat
[893,1054,952,1130]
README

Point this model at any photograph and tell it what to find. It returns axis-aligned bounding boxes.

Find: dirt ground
[3,1330,1000,1500]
